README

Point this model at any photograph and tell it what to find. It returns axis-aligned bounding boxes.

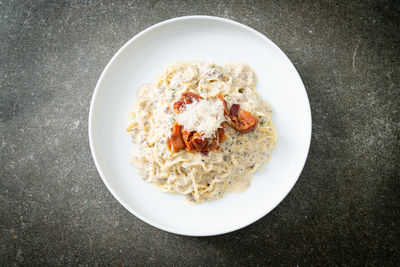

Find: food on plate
[127,61,276,203]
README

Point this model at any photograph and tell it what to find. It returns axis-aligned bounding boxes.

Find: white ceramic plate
[89,16,311,236]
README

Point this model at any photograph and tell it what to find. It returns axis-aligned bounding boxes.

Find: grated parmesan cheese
[175,98,226,139]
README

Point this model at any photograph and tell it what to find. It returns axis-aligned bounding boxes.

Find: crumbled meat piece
[167,122,185,152]
[173,92,203,113]
[229,104,258,133]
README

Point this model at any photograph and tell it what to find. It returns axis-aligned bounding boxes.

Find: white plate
[89,16,311,236]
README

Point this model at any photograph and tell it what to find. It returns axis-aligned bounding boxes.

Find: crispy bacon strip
[197,128,226,155]
[180,129,193,150]
[191,132,208,151]
[182,129,223,153]
[180,128,226,154]
[173,92,203,113]
[167,122,185,152]
[230,104,240,118]
[229,104,258,133]
[217,128,226,143]
[181,130,208,152]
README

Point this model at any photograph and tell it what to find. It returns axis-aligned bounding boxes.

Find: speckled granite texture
[1,0,399,265]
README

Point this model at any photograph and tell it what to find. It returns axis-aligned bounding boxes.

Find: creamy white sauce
[127,61,277,203]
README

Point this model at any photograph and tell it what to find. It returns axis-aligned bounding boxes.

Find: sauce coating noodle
[127,61,277,203]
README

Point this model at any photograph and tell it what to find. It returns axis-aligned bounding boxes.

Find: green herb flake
[171,88,177,98]
[260,118,265,125]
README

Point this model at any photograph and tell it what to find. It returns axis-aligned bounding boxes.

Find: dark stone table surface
[1,0,399,265]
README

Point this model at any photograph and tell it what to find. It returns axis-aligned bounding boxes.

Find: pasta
[127,61,277,203]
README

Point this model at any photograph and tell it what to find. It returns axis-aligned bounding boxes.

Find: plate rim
[88,15,312,236]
